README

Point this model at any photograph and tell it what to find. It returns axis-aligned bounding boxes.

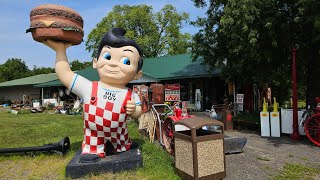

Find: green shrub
[234,111,260,124]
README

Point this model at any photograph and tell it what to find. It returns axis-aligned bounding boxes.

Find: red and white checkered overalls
[82,81,132,158]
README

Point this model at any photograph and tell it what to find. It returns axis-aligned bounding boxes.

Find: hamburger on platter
[26,4,84,45]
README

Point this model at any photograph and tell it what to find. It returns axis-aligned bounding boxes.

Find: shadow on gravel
[266,134,320,148]
[231,128,320,150]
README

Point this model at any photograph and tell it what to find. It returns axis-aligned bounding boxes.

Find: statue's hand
[42,39,72,52]
[126,99,136,115]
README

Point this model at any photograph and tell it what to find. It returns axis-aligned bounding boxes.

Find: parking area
[224,130,320,179]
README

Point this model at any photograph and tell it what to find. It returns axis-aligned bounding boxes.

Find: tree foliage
[69,60,92,71]
[191,0,320,104]
[0,58,31,82]
[86,4,191,58]
[32,65,54,75]
[0,58,91,83]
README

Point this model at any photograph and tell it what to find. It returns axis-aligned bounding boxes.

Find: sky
[0,0,206,69]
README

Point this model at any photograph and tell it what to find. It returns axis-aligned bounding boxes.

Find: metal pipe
[0,137,70,155]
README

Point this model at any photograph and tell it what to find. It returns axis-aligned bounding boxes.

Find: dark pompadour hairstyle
[97,28,143,71]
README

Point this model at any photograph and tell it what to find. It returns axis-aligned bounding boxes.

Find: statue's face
[93,45,142,86]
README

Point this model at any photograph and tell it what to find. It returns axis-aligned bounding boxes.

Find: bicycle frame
[299,106,314,126]
[151,104,173,146]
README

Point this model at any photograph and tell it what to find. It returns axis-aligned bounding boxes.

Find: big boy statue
[43,28,143,162]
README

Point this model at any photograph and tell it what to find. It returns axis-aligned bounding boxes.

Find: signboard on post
[165,84,180,101]
[236,94,244,111]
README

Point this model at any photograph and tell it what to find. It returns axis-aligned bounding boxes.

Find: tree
[31,65,54,75]
[191,0,320,105]
[28,60,92,75]
[86,4,191,58]
[69,60,92,71]
[0,58,31,82]
[298,0,320,105]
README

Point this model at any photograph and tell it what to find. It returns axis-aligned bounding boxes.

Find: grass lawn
[0,110,180,179]
[274,163,320,180]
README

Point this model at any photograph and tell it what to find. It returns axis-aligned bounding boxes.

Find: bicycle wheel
[304,113,320,146]
[162,118,175,155]
[300,109,314,126]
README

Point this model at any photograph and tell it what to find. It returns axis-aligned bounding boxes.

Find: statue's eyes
[121,57,131,65]
[103,52,111,60]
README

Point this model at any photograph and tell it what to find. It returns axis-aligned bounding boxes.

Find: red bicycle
[301,97,320,146]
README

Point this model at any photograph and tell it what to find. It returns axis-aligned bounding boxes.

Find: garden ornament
[0,137,70,156]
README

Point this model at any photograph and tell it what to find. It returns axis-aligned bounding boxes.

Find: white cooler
[280,108,306,135]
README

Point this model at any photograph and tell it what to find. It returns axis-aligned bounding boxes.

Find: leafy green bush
[234,111,260,124]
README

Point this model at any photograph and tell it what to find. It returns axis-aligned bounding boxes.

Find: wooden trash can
[174,117,226,180]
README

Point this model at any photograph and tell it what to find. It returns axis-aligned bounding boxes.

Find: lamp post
[290,47,301,140]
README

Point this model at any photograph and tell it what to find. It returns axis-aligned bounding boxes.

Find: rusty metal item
[0,137,70,156]
[150,84,164,104]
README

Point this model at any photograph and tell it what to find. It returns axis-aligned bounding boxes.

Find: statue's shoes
[79,154,101,163]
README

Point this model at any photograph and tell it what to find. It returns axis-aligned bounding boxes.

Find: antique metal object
[0,137,70,155]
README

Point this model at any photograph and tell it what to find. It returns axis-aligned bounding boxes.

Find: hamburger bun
[27,4,84,45]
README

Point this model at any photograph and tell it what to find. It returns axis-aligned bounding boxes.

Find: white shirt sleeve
[131,92,141,105]
[69,74,92,102]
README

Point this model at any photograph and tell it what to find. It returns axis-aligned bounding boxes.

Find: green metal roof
[77,66,100,80]
[33,79,63,87]
[141,54,220,80]
[2,54,220,88]
[35,67,99,87]
[72,65,157,81]
[0,73,58,87]
[64,54,218,81]
[35,66,158,87]
[66,54,219,81]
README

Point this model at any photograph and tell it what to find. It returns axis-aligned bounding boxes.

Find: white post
[270,111,280,137]
[41,88,44,106]
[260,98,271,137]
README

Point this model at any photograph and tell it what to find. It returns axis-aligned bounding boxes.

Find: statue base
[66,147,143,179]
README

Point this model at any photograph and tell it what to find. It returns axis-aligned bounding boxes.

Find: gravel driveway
[224,130,320,180]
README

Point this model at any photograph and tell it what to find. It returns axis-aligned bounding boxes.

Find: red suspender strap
[90,81,98,105]
[122,88,132,109]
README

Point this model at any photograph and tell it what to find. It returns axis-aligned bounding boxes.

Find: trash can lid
[173,117,224,130]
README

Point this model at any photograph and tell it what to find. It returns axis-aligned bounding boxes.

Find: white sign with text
[237,94,244,111]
